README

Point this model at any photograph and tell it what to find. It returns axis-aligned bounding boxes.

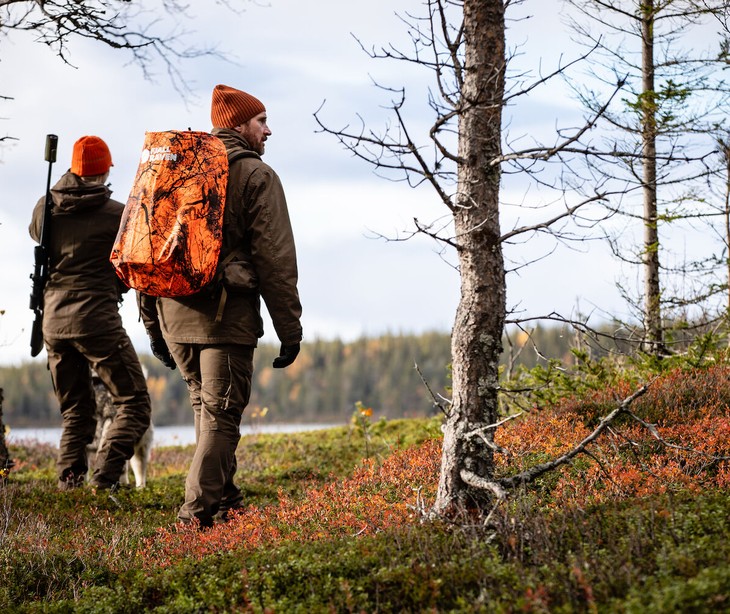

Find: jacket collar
[212,128,257,154]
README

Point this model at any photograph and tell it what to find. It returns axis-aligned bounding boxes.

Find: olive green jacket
[141,128,302,347]
[29,172,127,338]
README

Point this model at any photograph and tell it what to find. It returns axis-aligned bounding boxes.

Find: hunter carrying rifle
[28,135,152,491]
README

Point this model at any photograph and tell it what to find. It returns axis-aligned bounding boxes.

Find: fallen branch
[460,381,653,498]
[627,411,730,462]
[458,471,508,500]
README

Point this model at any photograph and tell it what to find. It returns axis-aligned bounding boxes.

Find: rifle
[29,134,58,357]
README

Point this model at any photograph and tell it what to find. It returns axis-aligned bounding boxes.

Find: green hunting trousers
[167,342,254,527]
[45,332,151,489]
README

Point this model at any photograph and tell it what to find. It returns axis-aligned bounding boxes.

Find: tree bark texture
[434,0,506,515]
[723,143,730,337]
[641,0,663,354]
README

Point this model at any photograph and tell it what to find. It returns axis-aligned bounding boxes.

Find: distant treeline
[1,327,578,427]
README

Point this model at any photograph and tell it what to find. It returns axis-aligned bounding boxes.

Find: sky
[1,0,711,367]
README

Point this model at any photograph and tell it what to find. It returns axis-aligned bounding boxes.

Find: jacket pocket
[222,258,259,293]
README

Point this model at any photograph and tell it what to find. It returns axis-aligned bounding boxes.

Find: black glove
[272,343,300,369]
[150,337,176,370]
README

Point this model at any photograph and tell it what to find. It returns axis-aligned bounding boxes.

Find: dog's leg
[129,424,154,488]
[129,451,145,488]
[99,417,130,486]
[93,368,153,489]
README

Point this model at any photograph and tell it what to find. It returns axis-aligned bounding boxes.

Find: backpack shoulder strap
[228,149,258,165]
[212,147,257,322]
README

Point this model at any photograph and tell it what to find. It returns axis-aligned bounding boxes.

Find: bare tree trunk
[434,0,506,515]
[641,0,663,354]
[723,142,730,345]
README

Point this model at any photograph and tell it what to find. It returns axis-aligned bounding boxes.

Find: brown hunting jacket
[29,172,127,338]
[140,128,302,347]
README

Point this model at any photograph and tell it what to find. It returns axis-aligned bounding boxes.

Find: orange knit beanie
[211,84,266,128]
[71,136,113,176]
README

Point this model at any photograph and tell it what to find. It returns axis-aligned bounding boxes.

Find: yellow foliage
[284,355,307,378]
[258,367,273,389]
[248,406,270,419]
[146,376,167,402]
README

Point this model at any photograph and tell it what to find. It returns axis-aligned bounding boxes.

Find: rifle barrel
[29,134,58,357]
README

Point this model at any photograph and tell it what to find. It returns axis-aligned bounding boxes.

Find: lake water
[6,423,342,448]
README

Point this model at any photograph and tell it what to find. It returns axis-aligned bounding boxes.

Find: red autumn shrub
[140,439,442,567]
[139,365,728,568]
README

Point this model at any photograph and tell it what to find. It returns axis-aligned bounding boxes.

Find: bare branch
[500,193,608,243]
[465,411,525,436]
[415,362,451,417]
[471,382,653,495]
[627,410,730,461]
[502,41,603,104]
[1,1,245,96]
[413,217,460,248]
[464,412,524,458]
[313,94,457,211]
[495,76,627,167]
[459,470,508,500]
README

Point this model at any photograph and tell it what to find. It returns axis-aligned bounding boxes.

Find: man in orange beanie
[29,136,152,491]
[141,84,303,528]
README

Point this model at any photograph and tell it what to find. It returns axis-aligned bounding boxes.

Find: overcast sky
[0,0,684,366]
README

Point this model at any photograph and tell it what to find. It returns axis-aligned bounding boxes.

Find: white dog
[88,370,154,488]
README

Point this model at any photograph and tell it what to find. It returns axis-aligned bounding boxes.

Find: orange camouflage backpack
[110,130,229,297]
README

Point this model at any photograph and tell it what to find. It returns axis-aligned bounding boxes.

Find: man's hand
[272,343,300,369]
[150,337,176,370]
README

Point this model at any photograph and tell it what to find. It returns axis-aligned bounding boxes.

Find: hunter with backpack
[125,84,303,528]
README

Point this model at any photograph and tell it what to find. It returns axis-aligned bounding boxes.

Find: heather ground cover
[1,365,728,612]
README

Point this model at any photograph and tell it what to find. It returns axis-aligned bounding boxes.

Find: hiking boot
[57,473,85,491]
[88,481,129,509]
[178,515,214,531]
[89,479,120,491]
[214,502,245,524]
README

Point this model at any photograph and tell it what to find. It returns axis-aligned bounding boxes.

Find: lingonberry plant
[136,364,728,569]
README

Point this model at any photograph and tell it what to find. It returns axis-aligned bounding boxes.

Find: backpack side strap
[214,247,247,323]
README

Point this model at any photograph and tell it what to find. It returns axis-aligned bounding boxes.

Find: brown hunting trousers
[45,332,151,489]
[167,342,254,527]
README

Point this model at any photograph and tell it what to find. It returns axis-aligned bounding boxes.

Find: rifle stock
[29,134,58,357]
